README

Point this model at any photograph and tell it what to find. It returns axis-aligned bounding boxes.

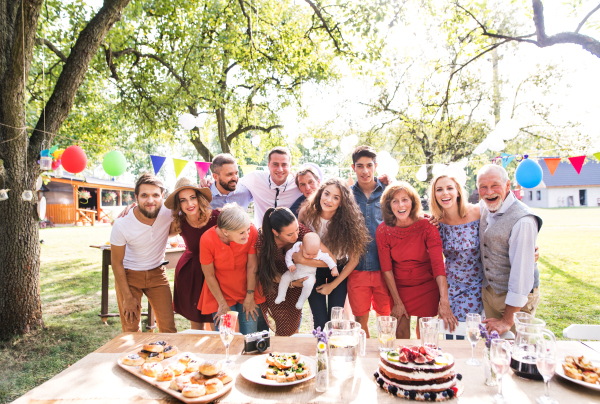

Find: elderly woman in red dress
[376,181,457,339]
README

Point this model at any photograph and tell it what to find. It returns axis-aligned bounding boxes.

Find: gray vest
[480,199,542,294]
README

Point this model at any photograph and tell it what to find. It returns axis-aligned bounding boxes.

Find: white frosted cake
[374,346,463,401]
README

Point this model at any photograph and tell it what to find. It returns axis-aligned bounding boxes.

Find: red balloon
[61,145,87,174]
[51,159,61,170]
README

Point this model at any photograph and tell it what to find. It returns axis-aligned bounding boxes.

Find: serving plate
[555,359,600,391]
[117,353,233,403]
[240,354,316,386]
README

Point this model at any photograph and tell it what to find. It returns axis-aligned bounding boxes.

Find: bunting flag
[240,165,257,175]
[150,155,167,175]
[172,158,189,178]
[501,153,515,168]
[544,158,561,176]
[568,156,586,174]
[594,152,600,161]
[195,161,211,179]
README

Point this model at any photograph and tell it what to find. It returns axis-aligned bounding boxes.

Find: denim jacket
[351,178,385,272]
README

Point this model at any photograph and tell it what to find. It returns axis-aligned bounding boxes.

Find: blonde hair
[217,203,251,231]
[380,181,422,226]
[429,175,469,220]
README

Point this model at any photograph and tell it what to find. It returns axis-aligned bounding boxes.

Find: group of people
[110,145,542,339]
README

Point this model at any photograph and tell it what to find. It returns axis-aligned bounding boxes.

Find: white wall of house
[522,187,600,208]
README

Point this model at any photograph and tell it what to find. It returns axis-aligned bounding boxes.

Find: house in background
[521,159,600,208]
[41,173,135,225]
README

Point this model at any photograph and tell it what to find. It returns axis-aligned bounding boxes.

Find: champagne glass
[220,314,236,366]
[490,339,511,404]
[535,330,558,404]
[466,313,482,366]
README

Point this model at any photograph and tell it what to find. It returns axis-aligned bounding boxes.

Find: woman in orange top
[199,204,268,334]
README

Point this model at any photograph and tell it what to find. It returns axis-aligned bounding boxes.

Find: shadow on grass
[538,257,600,296]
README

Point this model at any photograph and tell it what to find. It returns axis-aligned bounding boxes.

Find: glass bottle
[315,341,329,392]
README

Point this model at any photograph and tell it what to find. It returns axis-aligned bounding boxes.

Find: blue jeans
[308,266,348,331]
[212,302,269,335]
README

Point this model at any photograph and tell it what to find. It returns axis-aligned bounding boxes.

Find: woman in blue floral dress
[430,175,484,339]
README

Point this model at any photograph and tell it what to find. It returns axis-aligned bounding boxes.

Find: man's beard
[483,193,504,212]
[219,178,237,192]
[138,203,161,219]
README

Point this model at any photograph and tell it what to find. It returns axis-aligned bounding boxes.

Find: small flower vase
[315,341,329,392]
[483,346,498,387]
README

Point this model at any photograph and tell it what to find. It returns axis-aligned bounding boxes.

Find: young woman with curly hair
[299,178,370,330]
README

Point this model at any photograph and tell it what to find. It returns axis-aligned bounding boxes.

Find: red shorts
[347,270,391,317]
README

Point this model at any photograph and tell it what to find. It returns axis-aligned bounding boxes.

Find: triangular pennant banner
[568,156,586,174]
[594,152,600,162]
[501,153,515,168]
[172,158,189,178]
[544,158,561,176]
[150,155,167,175]
[195,161,211,179]
[240,165,257,175]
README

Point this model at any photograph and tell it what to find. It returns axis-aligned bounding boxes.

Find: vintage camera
[243,330,270,353]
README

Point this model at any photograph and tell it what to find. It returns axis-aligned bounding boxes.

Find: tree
[0,0,132,339]
[456,0,600,59]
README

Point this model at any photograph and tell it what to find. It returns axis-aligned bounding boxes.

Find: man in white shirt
[110,173,177,333]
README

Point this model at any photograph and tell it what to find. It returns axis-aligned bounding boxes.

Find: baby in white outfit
[275,233,338,310]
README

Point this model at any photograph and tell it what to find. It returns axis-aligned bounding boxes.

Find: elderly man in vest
[478,164,542,335]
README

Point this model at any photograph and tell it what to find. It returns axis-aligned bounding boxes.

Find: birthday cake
[374,346,463,401]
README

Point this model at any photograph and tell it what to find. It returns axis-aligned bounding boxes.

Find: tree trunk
[0,0,131,340]
[216,108,230,154]
[190,129,214,161]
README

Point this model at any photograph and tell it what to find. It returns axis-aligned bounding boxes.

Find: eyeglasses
[269,175,288,208]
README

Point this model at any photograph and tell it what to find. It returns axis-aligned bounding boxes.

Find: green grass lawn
[1,207,599,402]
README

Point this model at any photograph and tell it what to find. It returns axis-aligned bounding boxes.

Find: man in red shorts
[348,146,391,337]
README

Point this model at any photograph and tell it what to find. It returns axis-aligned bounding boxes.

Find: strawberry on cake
[374,345,463,401]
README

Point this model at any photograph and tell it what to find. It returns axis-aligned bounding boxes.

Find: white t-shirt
[239,170,302,227]
[110,205,173,271]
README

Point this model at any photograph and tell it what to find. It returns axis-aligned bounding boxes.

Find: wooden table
[90,245,185,329]
[13,333,600,403]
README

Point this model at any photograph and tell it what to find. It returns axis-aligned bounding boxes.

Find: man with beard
[110,173,177,333]
[209,154,253,210]
[477,164,542,335]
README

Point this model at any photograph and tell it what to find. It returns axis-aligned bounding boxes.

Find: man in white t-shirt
[110,173,177,333]
[238,147,301,227]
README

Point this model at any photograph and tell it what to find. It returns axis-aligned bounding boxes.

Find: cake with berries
[374,346,463,401]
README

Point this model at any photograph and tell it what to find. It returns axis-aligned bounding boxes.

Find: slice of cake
[374,345,463,401]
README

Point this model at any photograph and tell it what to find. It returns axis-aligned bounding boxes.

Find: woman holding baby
[299,178,370,331]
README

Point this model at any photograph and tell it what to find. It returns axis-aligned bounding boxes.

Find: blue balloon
[515,158,543,188]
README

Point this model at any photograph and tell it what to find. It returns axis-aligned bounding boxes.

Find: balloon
[251,135,261,147]
[416,165,428,182]
[52,149,64,160]
[303,138,315,149]
[376,151,399,179]
[51,159,61,170]
[446,164,467,187]
[472,141,488,155]
[331,139,339,147]
[178,113,196,130]
[486,135,506,152]
[495,118,520,140]
[61,145,87,174]
[515,158,543,188]
[432,164,447,176]
[195,114,206,128]
[340,139,353,155]
[102,150,127,177]
[346,134,359,146]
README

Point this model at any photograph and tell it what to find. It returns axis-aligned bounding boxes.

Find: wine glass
[535,330,558,404]
[490,339,511,404]
[220,314,236,366]
[466,313,482,366]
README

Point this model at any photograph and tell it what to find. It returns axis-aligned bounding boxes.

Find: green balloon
[102,151,127,177]
[49,145,59,154]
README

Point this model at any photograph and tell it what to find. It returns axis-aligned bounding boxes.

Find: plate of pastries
[117,340,234,403]
[240,352,315,386]
[556,355,600,390]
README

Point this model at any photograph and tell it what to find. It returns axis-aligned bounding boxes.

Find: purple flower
[312,326,329,343]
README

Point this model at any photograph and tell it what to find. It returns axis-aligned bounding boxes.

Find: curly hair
[300,178,370,260]
[380,181,422,226]
[170,189,212,233]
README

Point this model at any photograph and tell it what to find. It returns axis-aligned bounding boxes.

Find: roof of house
[530,157,600,188]
[47,172,134,190]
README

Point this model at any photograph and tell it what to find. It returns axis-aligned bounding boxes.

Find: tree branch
[35,37,67,63]
[237,0,253,47]
[108,46,187,87]
[226,124,282,144]
[575,3,600,33]
[303,0,342,52]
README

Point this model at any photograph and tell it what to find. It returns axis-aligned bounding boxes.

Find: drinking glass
[419,317,439,349]
[377,316,397,351]
[219,314,236,366]
[466,313,482,366]
[535,331,558,404]
[490,339,511,404]
[331,307,344,321]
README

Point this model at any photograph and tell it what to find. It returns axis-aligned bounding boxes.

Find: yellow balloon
[53,149,64,159]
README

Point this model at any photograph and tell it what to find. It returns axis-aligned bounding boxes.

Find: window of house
[536,191,541,200]
[529,191,533,201]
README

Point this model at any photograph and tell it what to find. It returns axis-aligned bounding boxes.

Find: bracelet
[247,290,255,294]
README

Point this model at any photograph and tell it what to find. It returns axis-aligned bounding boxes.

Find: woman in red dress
[165,177,218,330]
[376,181,457,339]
